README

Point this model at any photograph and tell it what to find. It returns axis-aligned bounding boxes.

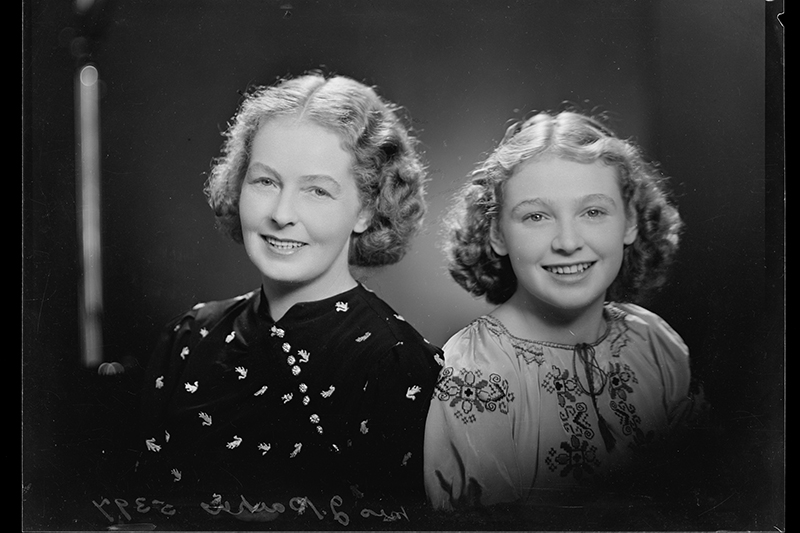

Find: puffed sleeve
[618,303,708,435]
[423,326,522,510]
[347,339,442,504]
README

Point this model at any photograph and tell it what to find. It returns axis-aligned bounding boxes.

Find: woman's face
[491,155,637,317]
[239,116,370,299]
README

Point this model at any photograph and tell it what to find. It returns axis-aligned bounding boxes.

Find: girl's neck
[261,275,358,322]
[491,291,607,346]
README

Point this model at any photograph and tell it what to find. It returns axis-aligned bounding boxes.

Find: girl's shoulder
[605,302,689,358]
[441,315,517,370]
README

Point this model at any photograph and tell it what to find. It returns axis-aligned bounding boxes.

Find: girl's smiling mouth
[543,261,596,275]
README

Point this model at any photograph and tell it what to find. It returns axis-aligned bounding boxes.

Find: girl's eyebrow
[509,194,618,214]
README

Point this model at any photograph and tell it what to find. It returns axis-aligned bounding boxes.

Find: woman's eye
[523,213,545,222]
[585,208,606,218]
[310,187,331,198]
[254,176,277,187]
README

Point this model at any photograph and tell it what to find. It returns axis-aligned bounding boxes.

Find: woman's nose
[270,190,298,227]
[552,220,584,253]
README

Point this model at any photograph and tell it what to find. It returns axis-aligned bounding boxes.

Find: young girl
[424,110,703,510]
[136,73,442,518]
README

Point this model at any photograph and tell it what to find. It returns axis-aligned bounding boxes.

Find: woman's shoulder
[351,284,443,364]
[158,290,258,341]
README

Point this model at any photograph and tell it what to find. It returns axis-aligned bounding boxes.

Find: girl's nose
[552,220,584,253]
[270,190,298,227]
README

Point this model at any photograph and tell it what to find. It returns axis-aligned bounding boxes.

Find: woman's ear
[353,208,372,235]
[623,211,638,245]
[489,219,509,256]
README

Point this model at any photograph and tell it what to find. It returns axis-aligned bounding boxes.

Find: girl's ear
[623,211,638,245]
[489,219,509,256]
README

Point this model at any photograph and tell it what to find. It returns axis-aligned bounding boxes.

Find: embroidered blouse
[137,283,442,507]
[423,302,701,510]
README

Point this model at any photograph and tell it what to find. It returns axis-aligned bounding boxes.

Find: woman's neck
[261,275,359,322]
[491,292,607,345]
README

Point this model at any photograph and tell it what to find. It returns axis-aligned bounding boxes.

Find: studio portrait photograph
[23,0,784,531]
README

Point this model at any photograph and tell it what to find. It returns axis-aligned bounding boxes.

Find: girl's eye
[523,213,545,222]
[585,208,606,218]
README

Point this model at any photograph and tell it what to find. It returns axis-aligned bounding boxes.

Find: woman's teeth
[544,262,593,275]
[267,237,305,250]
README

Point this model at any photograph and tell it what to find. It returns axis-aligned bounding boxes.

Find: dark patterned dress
[136,283,442,510]
[424,303,704,510]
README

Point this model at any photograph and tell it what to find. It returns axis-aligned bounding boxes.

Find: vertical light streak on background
[76,63,104,368]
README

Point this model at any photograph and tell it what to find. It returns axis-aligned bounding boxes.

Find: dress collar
[256,283,365,325]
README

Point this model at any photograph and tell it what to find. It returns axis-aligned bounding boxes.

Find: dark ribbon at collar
[573,342,616,452]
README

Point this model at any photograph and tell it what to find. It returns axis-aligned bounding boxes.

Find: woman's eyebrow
[246,162,280,178]
[301,174,342,194]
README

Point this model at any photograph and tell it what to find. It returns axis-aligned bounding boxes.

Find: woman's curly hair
[443,110,683,305]
[204,72,428,267]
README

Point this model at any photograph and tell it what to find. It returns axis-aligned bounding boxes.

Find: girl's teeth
[546,262,592,274]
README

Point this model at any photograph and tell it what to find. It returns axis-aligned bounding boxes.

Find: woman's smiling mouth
[264,235,307,252]
[543,261,595,275]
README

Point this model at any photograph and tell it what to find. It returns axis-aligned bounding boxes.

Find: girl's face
[239,117,371,299]
[491,155,637,317]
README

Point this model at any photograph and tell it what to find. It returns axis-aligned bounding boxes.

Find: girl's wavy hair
[204,72,428,267]
[443,110,683,305]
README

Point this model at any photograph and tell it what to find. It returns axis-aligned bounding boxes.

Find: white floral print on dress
[335,302,349,312]
[145,438,161,452]
[199,412,212,426]
[155,376,164,389]
[225,331,236,343]
[254,385,268,396]
[226,436,242,449]
[235,366,248,379]
[406,385,422,400]
[185,381,199,393]
[290,443,303,458]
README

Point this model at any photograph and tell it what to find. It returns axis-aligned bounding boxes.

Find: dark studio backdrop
[23,0,783,530]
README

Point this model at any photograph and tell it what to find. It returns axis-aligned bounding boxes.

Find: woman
[136,73,442,519]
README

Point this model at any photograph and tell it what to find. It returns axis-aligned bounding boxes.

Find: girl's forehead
[503,155,622,203]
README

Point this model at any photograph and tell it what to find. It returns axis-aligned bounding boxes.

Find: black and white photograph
[23,1,784,530]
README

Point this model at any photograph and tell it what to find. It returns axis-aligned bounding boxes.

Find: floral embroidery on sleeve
[434,367,514,424]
